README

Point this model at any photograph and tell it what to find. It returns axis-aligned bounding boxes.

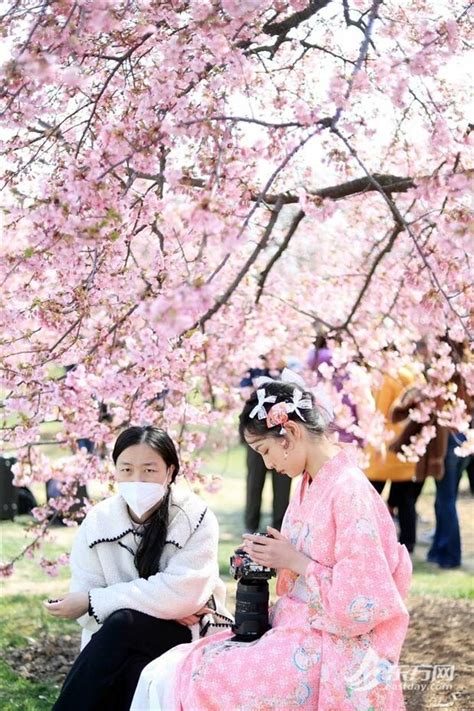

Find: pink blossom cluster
[0,0,472,574]
[39,553,70,578]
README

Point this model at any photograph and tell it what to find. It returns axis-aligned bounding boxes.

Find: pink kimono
[132,449,412,710]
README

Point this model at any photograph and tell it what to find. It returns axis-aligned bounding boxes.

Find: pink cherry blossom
[0,0,472,574]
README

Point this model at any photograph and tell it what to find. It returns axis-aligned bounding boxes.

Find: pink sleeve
[305,479,411,638]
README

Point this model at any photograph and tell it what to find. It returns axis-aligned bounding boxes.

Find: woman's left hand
[176,605,215,627]
[242,527,310,576]
[43,592,89,619]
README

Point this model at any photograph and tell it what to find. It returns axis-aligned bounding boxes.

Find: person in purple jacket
[307,336,362,446]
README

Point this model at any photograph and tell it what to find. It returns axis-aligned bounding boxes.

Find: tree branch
[183,197,284,335]
[300,40,356,65]
[75,32,153,157]
[178,115,322,129]
[147,171,416,203]
[332,127,472,339]
[263,0,334,36]
[332,0,382,129]
[256,209,305,304]
[262,174,416,204]
[341,219,404,328]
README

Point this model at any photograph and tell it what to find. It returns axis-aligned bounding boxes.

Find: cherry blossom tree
[0,0,472,572]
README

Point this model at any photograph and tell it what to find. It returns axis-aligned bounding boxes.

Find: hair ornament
[249,388,277,420]
[266,402,289,432]
[286,388,312,421]
[251,368,314,430]
[254,367,307,390]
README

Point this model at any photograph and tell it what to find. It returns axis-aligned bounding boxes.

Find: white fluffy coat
[69,484,232,648]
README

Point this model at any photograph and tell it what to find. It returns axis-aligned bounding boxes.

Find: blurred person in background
[391,339,472,569]
[365,364,419,553]
[307,334,362,447]
[239,352,291,532]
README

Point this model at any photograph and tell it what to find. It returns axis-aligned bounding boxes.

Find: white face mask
[118,481,167,519]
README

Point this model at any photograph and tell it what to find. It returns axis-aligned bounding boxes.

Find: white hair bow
[249,388,277,420]
[254,367,307,389]
[286,388,312,420]
[253,368,312,423]
[252,367,334,424]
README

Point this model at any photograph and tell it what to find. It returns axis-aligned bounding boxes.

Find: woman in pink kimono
[132,372,412,711]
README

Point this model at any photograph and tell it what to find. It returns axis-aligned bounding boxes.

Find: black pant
[244,444,291,532]
[370,480,417,552]
[53,609,192,711]
[388,480,425,509]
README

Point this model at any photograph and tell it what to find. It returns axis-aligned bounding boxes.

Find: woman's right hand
[176,605,214,627]
[43,592,89,619]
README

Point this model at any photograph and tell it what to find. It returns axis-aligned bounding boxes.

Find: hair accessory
[266,402,289,432]
[286,388,312,421]
[254,367,307,390]
[250,366,314,431]
[249,388,277,420]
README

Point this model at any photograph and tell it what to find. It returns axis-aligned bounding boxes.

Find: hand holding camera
[229,528,311,642]
[229,533,276,642]
[242,526,310,576]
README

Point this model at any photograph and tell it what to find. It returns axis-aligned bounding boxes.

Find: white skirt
[131,643,189,711]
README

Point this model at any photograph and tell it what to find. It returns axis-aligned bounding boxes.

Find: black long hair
[112,426,179,579]
[239,380,331,440]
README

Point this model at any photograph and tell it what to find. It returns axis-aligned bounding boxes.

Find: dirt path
[402,596,473,710]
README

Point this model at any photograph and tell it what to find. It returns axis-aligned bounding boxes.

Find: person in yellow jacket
[365,366,418,552]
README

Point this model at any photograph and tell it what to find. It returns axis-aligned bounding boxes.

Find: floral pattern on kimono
[134,449,411,711]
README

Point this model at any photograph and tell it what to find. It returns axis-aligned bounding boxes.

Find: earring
[284,451,288,459]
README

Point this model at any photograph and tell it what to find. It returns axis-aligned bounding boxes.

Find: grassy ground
[1,444,473,709]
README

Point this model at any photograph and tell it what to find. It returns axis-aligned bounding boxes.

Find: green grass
[0,595,78,711]
[0,443,472,708]
[0,594,78,646]
[0,660,59,711]
[1,517,75,597]
[409,559,473,599]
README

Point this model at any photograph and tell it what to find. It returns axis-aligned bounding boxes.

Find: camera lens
[232,580,271,642]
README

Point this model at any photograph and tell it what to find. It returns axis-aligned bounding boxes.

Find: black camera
[229,534,276,642]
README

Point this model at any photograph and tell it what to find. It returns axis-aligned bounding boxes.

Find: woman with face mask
[45,425,232,711]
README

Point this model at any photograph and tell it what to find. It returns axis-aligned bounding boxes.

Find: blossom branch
[332,0,383,129]
[75,31,153,157]
[263,1,333,36]
[341,219,404,329]
[256,209,305,304]
[135,169,415,203]
[332,128,472,339]
[186,196,285,334]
